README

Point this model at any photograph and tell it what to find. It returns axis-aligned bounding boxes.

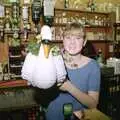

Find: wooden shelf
[4,31,36,35]
[51,40,112,43]
[88,40,112,43]
[55,8,111,15]
[53,23,111,28]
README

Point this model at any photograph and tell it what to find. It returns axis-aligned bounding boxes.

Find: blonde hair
[64,22,86,40]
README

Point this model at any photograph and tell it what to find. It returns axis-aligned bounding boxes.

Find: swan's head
[41,25,52,58]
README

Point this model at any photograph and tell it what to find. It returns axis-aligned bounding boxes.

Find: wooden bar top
[0,80,28,89]
[73,108,111,120]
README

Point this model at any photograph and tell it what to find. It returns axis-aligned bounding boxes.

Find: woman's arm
[59,80,99,108]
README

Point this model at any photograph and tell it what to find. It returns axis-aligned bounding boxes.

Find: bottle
[0,18,4,41]
[63,103,73,120]
[43,0,54,26]
[31,0,42,25]
[22,6,29,22]
[12,2,20,31]
[0,63,3,81]
[0,4,4,41]
[64,0,69,8]
[12,2,19,19]
[87,0,95,12]
[97,49,104,66]
[90,1,95,12]
[22,5,30,40]
[4,10,12,31]
[87,0,91,11]
[31,0,42,33]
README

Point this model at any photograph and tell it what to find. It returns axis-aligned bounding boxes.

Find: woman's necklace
[63,51,81,69]
[70,63,79,68]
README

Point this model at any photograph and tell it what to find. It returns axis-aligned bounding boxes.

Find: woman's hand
[59,80,72,92]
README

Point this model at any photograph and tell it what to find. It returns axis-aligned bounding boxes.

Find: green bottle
[63,103,73,120]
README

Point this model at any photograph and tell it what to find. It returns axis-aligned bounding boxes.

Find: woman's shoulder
[83,56,100,68]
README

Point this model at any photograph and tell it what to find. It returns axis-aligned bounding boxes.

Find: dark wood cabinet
[113,23,120,58]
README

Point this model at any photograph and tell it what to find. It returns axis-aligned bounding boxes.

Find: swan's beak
[41,25,52,58]
[43,43,50,58]
[42,39,51,58]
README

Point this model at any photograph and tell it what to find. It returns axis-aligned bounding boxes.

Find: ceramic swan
[21,25,67,89]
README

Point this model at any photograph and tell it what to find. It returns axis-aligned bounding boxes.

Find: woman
[46,23,101,120]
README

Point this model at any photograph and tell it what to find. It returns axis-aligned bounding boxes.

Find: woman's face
[63,29,84,55]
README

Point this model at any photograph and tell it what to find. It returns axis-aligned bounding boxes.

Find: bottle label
[44,0,54,16]
[22,6,29,20]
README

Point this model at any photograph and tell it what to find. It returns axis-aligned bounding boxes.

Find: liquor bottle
[4,10,12,31]
[90,1,96,12]
[3,63,10,81]
[63,103,73,120]
[0,18,4,41]
[22,6,29,22]
[12,2,19,19]
[0,63,3,81]
[0,4,4,41]
[12,2,20,31]
[64,0,69,8]
[22,5,30,40]
[0,3,4,17]
[31,0,42,33]
[43,0,54,27]
[87,0,95,12]
[12,17,19,31]
[22,5,31,29]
